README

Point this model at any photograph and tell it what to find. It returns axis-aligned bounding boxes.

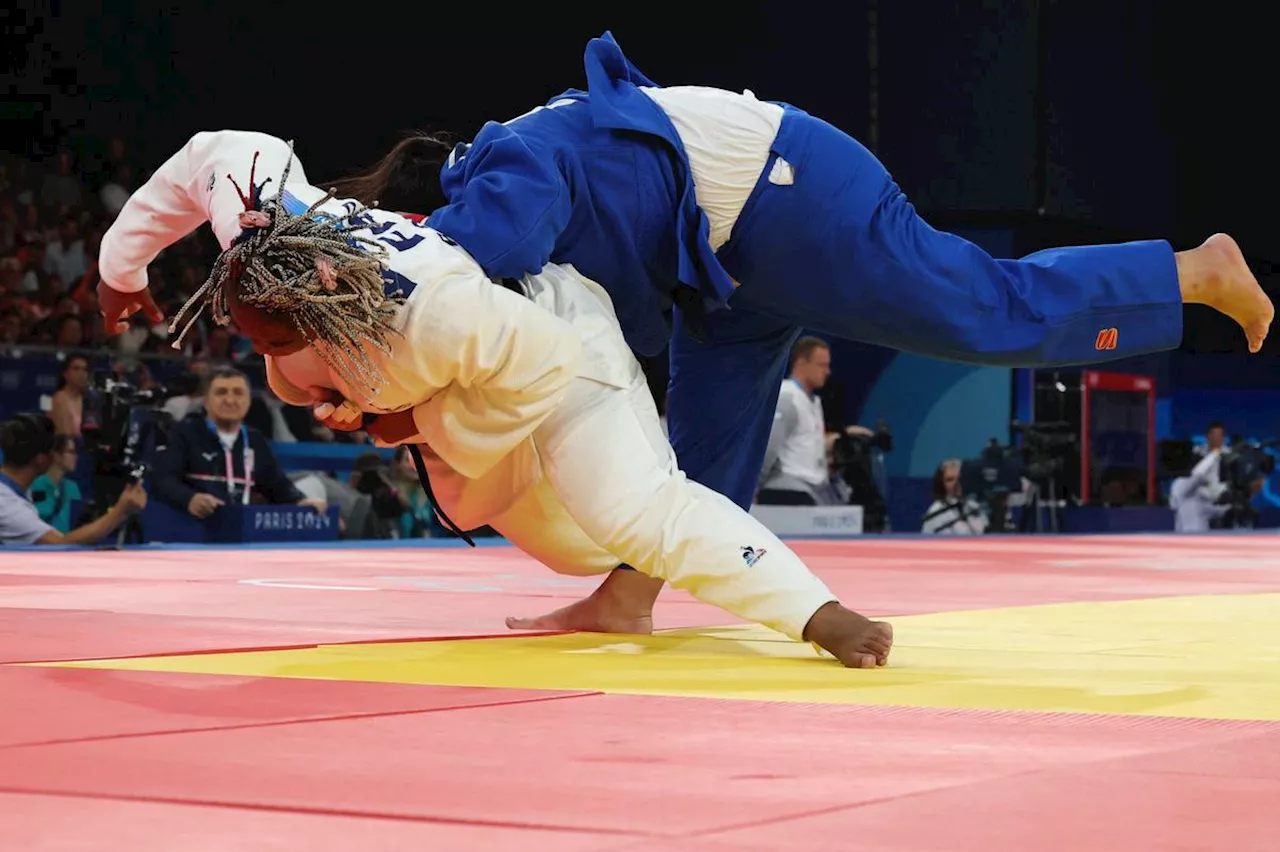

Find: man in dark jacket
[151,367,326,519]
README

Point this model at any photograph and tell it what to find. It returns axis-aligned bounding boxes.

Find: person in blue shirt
[331,31,1272,518]
[1,413,147,546]
[27,434,81,533]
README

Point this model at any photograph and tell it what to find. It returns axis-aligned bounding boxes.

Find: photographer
[1,413,147,546]
[921,459,987,535]
[150,367,326,519]
[1169,447,1230,531]
[1171,440,1271,531]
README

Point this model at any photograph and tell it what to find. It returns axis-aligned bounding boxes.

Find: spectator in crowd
[28,433,82,533]
[920,459,987,535]
[387,446,437,537]
[48,354,89,437]
[53,313,83,348]
[149,367,326,520]
[1,136,233,359]
[0,412,146,545]
[0,311,19,344]
[45,216,86,288]
[40,150,83,212]
[19,240,52,295]
[100,163,132,218]
[161,359,209,422]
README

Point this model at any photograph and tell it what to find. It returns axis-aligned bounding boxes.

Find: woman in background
[48,354,88,438]
[28,434,83,533]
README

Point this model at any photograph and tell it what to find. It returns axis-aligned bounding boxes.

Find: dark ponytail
[327,132,455,215]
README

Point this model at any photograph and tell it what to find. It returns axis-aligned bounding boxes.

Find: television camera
[1213,440,1277,529]
[830,420,893,532]
[80,369,179,535]
[958,421,1079,532]
[1009,420,1078,485]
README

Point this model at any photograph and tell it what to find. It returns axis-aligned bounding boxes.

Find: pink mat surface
[6,535,1280,663]
[0,792,627,852]
[0,666,594,748]
[2,693,1276,849]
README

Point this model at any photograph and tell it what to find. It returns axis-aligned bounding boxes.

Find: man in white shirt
[44,217,87,290]
[757,337,844,505]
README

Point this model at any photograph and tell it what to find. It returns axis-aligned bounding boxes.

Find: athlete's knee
[585,474,696,568]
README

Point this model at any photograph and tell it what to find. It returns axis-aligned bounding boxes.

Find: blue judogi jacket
[426,32,732,357]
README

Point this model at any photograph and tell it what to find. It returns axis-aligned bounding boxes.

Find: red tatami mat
[0,667,595,748]
[0,792,624,852]
[2,693,1277,845]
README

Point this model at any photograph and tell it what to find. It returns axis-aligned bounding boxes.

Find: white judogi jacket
[100,131,639,528]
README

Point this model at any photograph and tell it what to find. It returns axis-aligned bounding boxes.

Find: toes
[505,616,550,630]
[1248,322,1270,352]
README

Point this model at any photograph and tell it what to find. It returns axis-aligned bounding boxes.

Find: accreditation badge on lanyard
[213,422,254,504]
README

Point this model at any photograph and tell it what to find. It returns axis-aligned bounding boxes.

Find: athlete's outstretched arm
[99,131,312,294]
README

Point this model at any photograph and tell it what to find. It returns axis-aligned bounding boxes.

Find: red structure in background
[1081,370,1157,505]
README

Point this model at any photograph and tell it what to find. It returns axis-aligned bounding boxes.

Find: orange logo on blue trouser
[1095,328,1119,350]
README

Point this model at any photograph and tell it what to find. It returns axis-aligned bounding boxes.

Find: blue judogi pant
[668,107,1183,509]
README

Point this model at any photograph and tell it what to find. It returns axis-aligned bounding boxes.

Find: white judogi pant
[490,371,838,642]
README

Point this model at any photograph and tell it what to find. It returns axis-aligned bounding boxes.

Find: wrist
[371,409,420,445]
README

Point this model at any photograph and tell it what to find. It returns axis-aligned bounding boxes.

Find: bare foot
[505,567,662,634]
[1178,233,1274,353]
[802,602,894,669]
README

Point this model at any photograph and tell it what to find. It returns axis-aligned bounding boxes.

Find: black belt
[361,426,474,547]
[406,444,474,546]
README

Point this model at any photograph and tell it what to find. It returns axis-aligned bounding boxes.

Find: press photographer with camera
[921,459,988,534]
[0,413,147,546]
[149,367,326,520]
[1168,427,1273,531]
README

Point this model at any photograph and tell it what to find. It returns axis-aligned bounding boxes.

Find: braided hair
[170,143,405,402]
